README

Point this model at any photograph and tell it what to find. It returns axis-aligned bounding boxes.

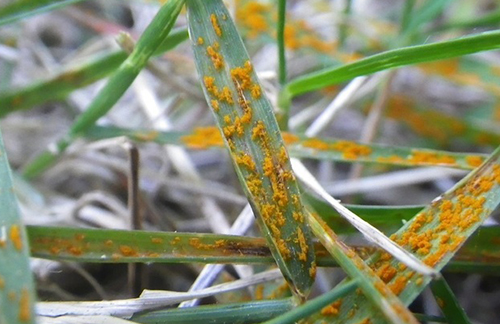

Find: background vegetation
[0,0,500,323]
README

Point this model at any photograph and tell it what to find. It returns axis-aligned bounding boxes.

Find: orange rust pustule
[18,288,31,322]
[10,225,23,251]
[210,13,222,37]
[320,299,342,316]
[181,126,224,149]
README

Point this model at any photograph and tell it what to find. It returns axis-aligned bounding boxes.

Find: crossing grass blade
[186,0,316,299]
[305,145,500,323]
[0,128,36,324]
[0,28,188,117]
[281,30,500,102]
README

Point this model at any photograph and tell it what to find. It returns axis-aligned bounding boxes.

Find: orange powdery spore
[67,245,83,256]
[197,37,204,45]
[219,86,234,104]
[211,99,220,112]
[236,1,270,38]
[207,44,224,70]
[320,299,342,316]
[19,288,31,322]
[389,276,408,296]
[408,151,457,166]
[231,61,253,90]
[302,138,329,150]
[210,14,222,37]
[104,239,113,247]
[236,153,257,172]
[295,227,309,262]
[331,141,372,159]
[204,76,219,96]
[181,126,224,149]
[251,84,261,98]
[376,263,397,283]
[282,132,299,145]
[418,59,460,77]
[254,284,264,300]
[119,245,138,257]
[10,225,22,251]
[466,155,484,168]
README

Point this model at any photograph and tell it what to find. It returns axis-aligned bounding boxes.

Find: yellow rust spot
[320,299,342,316]
[303,138,329,150]
[210,13,222,37]
[181,126,224,149]
[282,132,299,145]
[68,246,83,256]
[104,239,113,247]
[254,284,264,300]
[74,233,85,241]
[0,276,4,289]
[250,84,261,98]
[119,245,138,257]
[197,37,204,45]
[331,140,372,159]
[295,227,309,262]
[466,155,484,168]
[10,225,22,251]
[436,297,445,308]
[134,130,159,142]
[211,99,220,112]
[19,288,31,322]
[309,261,317,278]
[408,151,457,166]
[236,153,257,172]
[207,44,224,70]
[151,237,163,244]
[170,237,181,245]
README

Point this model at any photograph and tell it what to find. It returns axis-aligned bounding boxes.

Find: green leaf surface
[187,0,315,298]
[0,128,36,323]
[283,30,500,99]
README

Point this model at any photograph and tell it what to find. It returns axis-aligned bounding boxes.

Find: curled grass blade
[187,0,315,298]
[430,277,472,324]
[0,128,36,323]
[282,30,500,100]
[86,125,488,170]
[0,28,188,117]
[21,0,185,178]
[306,146,500,323]
[0,0,83,25]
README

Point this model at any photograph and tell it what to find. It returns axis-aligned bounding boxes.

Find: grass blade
[131,299,294,324]
[26,225,500,272]
[282,30,500,100]
[187,0,315,298]
[0,128,36,323]
[430,277,472,324]
[86,125,488,170]
[0,0,83,25]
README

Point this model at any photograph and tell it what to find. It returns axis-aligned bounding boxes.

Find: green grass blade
[282,30,500,99]
[0,28,188,117]
[0,0,83,25]
[131,299,294,324]
[277,0,287,85]
[308,213,419,324]
[26,225,500,272]
[21,0,185,178]
[430,277,472,324]
[261,280,358,324]
[0,128,36,324]
[86,125,488,170]
[187,0,315,298]
[305,146,500,323]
